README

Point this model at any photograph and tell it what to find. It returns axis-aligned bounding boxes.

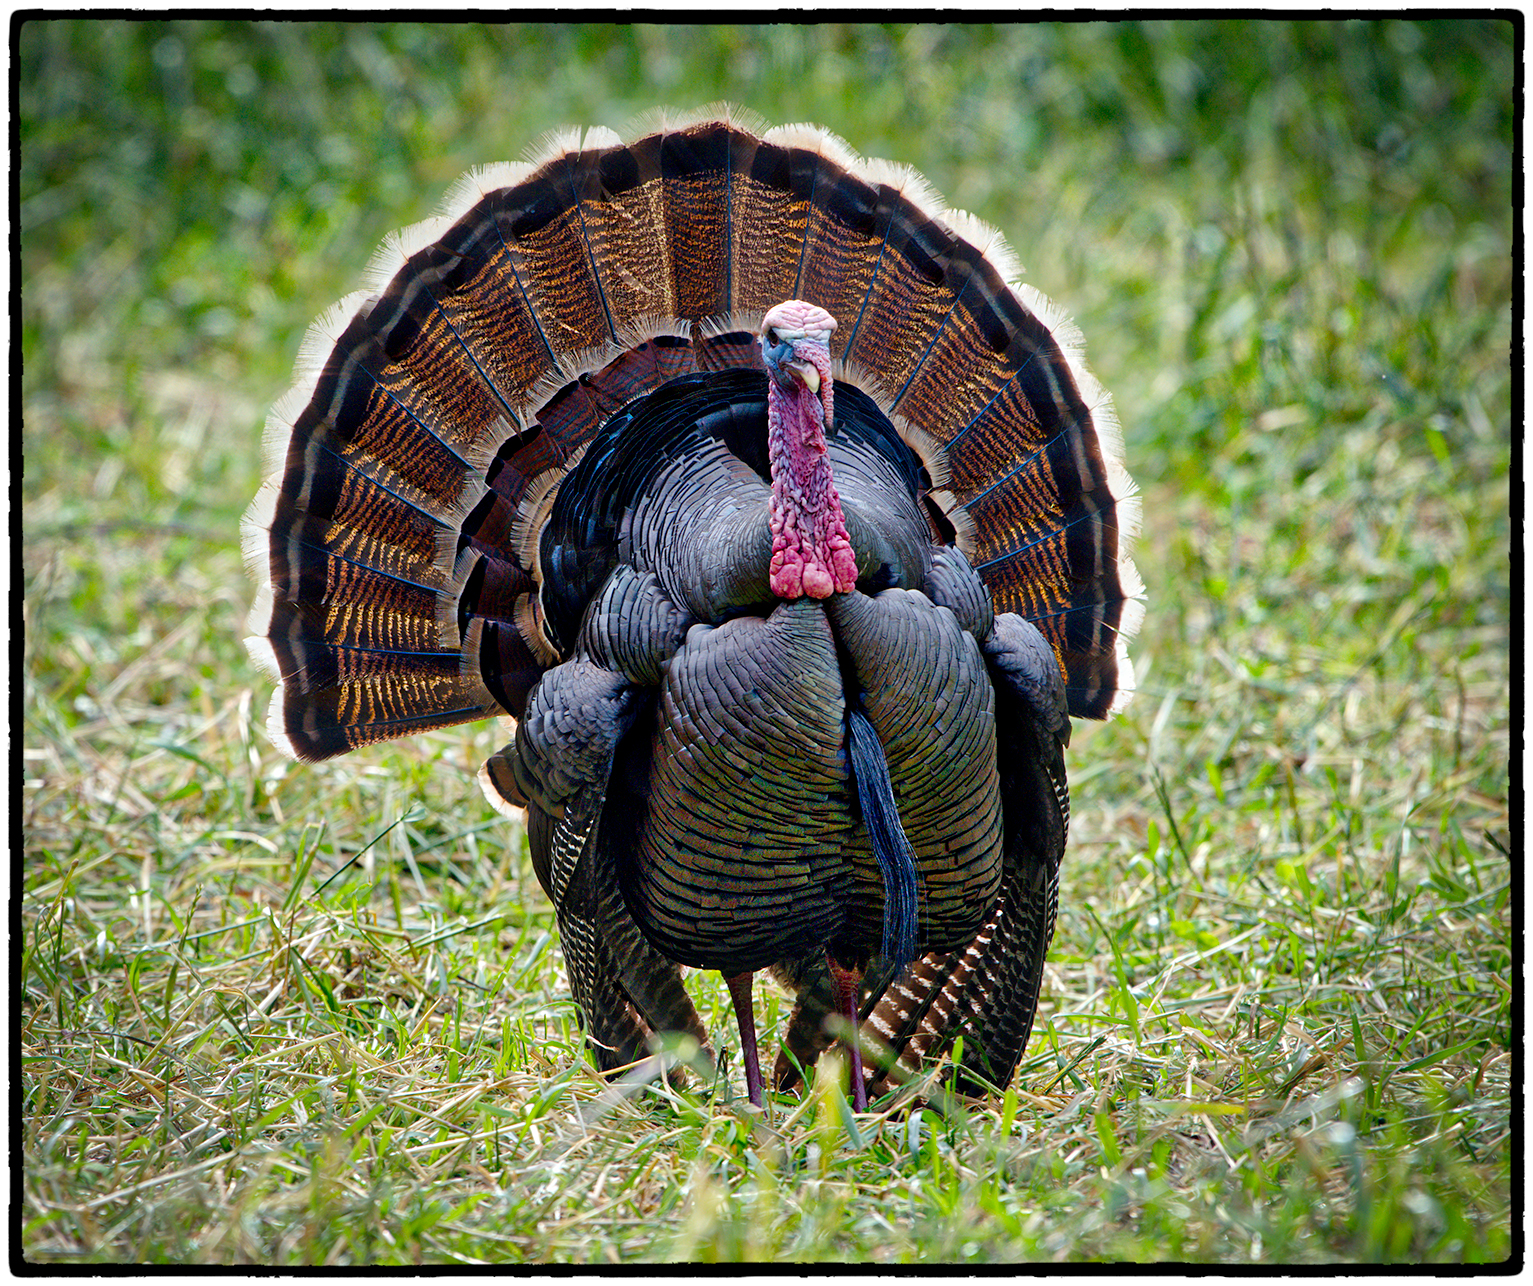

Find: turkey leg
[827,954,869,1111]
[725,971,764,1107]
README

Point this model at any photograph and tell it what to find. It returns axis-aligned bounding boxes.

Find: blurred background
[20,21,1513,1263]
[22,20,1512,550]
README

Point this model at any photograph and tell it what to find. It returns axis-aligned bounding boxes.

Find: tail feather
[724,129,815,315]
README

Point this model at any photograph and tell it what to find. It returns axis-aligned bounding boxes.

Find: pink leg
[827,955,868,1111]
[725,972,764,1107]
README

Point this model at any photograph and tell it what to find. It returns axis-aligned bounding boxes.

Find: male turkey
[244,109,1143,1110]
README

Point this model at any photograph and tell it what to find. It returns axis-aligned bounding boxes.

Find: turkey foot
[827,954,868,1111]
[725,971,764,1107]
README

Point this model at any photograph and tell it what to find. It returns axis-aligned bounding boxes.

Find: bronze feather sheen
[245,111,1143,1105]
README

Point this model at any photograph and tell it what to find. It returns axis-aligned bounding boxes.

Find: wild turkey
[244,109,1143,1110]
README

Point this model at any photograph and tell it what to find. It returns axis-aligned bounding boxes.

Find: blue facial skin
[762,332,797,385]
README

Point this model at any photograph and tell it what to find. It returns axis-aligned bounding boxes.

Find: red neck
[767,374,858,600]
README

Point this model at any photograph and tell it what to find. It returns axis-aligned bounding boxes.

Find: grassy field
[20,20,1514,1265]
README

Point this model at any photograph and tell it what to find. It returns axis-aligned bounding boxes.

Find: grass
[20,19,1514,1265]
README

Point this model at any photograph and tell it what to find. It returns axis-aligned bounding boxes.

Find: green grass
[21,19,1513,1265]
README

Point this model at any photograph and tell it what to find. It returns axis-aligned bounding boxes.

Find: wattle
[768,378,859,600]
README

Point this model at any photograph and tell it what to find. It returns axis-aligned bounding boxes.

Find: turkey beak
[785,357,820,394]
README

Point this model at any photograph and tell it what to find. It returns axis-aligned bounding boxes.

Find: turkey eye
[765,327,779,344]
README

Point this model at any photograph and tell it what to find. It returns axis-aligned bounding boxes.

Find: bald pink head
[760,301,858,600]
